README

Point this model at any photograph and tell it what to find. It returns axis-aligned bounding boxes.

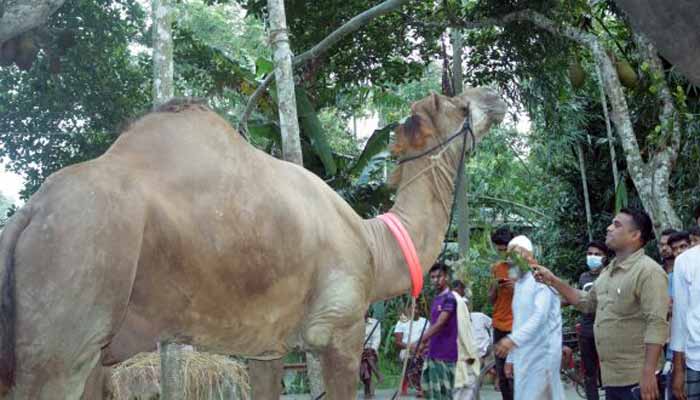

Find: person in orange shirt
[488,227,515,400]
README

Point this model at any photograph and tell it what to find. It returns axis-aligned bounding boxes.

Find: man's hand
[532,265,556,285]
[495,337,516,358]
[672,364,687,400]
[409,342,418,353]
[504,362,513,379]
[640,367,659,400]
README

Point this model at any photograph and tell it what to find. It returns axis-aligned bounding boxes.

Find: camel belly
[104,232,317,363]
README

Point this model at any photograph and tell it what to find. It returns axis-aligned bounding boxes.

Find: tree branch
[633,32,681,158]
[0,0,66,42]
[293,0,411,66]
[238,0,412,133]
[457,10,649,196]
[473,194,547,217]
[239,73,275,134]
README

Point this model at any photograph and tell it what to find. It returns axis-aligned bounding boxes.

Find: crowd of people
[358,205,700,400]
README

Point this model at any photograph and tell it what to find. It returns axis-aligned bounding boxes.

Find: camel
[0,88,506,399]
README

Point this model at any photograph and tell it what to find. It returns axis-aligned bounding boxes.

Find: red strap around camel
[377,213,424,298]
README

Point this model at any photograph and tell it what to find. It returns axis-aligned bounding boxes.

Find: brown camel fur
[0,88,505,399]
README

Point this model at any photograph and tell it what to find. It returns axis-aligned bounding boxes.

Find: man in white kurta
[495,236,565,400]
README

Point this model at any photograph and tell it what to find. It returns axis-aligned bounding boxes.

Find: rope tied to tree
[268,27,291,47]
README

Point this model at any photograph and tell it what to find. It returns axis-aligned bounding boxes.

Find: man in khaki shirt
[535,208,668,400]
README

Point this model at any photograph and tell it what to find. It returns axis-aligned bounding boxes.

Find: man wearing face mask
[578,241,610,400]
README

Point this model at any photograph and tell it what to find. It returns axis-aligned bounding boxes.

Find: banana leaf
[347,123,397,177]
[295,87,337,176]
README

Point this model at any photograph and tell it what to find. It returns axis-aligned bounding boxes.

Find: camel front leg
[319,320,364,400]
[248,358,284,399]
[81,364,110,400]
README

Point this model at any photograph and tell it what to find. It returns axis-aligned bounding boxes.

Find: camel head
[391,88,506,162]
[389,88,506,189]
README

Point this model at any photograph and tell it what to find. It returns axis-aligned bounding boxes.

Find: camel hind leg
[319,319,365,400]
[9,189,144,399]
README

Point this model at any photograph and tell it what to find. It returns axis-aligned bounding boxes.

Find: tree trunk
[152,1,180,396]
[595,64,620,191]
[576,143,593,241]
[152,0,174,108]
[268,0,303,165]
[159,341,185,400]
[451,28,464,94]
[267,0,320,393]
[451,27,469,258]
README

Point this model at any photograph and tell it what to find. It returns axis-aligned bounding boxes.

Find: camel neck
[368,145,461,301]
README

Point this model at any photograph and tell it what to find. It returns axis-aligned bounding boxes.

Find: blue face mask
[586,255,604,270]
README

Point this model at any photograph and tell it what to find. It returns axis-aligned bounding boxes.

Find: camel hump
[153,97,210,114]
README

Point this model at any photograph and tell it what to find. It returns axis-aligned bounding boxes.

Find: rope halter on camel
[395,116,475,220]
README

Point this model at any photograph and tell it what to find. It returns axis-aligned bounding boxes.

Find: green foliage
[0,192,12,226]
[242,0,439,109]
[296,88,337,175]
[0,0,150,198]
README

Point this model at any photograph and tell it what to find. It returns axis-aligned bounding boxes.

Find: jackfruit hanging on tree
[615,59,638,89]
[568,59,586,89]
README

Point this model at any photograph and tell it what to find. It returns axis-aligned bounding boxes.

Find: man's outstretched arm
[533,265,597,313]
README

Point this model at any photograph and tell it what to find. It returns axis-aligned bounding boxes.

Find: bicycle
[561,327,586,398]
[474,357,497,400]
[561,325,606,399]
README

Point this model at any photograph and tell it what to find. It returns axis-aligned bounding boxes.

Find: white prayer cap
[508,235,533,253]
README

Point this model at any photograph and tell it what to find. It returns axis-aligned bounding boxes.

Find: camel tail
[0,206,32,396]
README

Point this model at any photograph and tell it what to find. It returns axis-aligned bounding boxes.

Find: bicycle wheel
[475,359,497,400]
[560,366,586,399]
[574,378,587,399]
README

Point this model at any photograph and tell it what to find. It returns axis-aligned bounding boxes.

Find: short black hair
[689,226,700,237]
[586,240,610,255]
[452,280,465,290]
[491,227,514,246]
[694,204,700,221]
[620,208,654,244]
[668,231,691,247]
[429,262,449,275]
[661,228,678,238]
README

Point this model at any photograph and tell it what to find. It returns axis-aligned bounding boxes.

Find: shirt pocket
[608,278,638,317]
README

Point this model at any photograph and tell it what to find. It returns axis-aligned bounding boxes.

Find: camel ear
[430,92,440,113]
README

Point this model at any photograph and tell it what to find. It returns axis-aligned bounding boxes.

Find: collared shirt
[364,317,381,351]
[576,249,669,387]
[428,289,458,362]
[670,246,700,370]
